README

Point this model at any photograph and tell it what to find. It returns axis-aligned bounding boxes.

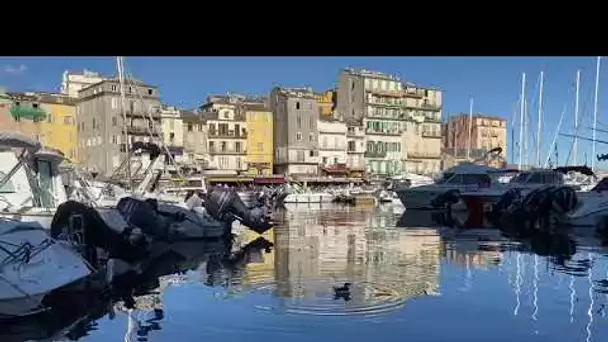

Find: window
[296,101,300,110]
[209,141,215,152]
[297,115,302,129]
[235,142,242,153]
[111,85,117,91]
[92,118,96,129]
[297,150,305,162]
[221,141,227,152]
[112,135,117,144]
[309,116,314,128]
[296,132,302,141]
[112,116,117,126]
[148,88,153,95]
[169,132,175,142]
[309,133,314,142]
[111,97,118,109]
[64,116,72,125]
[187,123,193,132]
[37,160,55,208]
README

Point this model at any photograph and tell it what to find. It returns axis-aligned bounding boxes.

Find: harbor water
[3,203,608,342]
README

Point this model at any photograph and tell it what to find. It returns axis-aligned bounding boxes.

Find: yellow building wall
[246,110,273,176]
[316,90,335,117]
[39,102,78,161]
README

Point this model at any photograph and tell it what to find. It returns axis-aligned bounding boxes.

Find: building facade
[269,87,320,175]
[38,93,78,161]
[77,78,161,175]
[317,117,347,167]
[337,68,442,176]
[246,106,273,176]
[443,114,508,158]
[345,118,366,173]
[200,95,248,173]
[401,86,443,175]
[182,110,209,168]
[315,89,336,117]
[0,91,43,140]
[61,70,106,98]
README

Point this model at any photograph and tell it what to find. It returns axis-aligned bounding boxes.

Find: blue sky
[1,56,606,166]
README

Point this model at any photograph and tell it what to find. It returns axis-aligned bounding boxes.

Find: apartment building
[443,114,507,153]
[337,68,442,176]
[442,114,507,168]
[317,116,347,167]
[38,93,78,161]
[246,105,273,176]
[345,118,366,173]
[269,87,320,175]
[0,91,43,140]
[77,77,161,175]
[182,109,209,168]
[401,85,443,175]
[200,95,249,173]
[61,69,107,98]
[315,89,336,117]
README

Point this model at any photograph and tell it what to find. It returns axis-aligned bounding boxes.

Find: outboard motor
[205,187,273,234]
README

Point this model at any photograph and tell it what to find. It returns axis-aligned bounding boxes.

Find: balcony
[10,105,47,121]
[209,148,246,155]
[407,151,441,159]
[364,151,387,158]
[124,109,161,119]
[124,126,161,136]
[421,131,442,139]
[421,102,442,111]
[366,99,404,108]
[365,129,401,136]
[208,130,248,139]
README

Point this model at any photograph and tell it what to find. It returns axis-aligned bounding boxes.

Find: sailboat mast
[574,69,581,165]
[518,73,526,170]
[467,97,474,160]
[592,57,601,171]
[536,71,544,167]
[117,56,133,189]
[524,99,529,167]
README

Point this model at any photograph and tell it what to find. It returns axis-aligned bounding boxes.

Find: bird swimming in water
[333,283,352,301]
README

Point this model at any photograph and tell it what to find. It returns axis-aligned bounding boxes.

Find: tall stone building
[442,114,507,168]
[61,70,107,98]
[269,87,320,175]
[76,77,161,175]
[337,68,443,176]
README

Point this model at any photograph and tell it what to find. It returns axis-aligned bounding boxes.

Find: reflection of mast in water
[514,252,522,316]
[125,308,135,342]
[569,275,576,323]
[585,253,594,342]
[532,254,539,321]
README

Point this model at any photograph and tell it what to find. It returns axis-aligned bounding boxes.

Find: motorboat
[283,183,334,204]
[0,132,69,228]
[395,163,514,209]
[0,218,93,318]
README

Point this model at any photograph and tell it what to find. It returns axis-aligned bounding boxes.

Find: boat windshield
[509,171,564,185]
[0,171,16,193]
[435,173,455,184]
[509,172,530,184]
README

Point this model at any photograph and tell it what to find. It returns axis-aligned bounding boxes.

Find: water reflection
[2,204,608,342]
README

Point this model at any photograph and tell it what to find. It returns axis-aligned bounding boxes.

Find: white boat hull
[0,220,92,317]
[283,193,334,204]
[0,208,55,230]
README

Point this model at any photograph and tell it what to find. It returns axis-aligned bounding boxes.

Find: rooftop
[449,113,506,122]
[274,87,317,99]
[342,68,401,81]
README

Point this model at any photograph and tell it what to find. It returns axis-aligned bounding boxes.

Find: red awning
[322,165,348,175]
[254,176,286,184]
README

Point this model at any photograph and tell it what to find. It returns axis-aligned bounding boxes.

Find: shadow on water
[3,203,608,342]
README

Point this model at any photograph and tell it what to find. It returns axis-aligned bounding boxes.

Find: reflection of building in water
[241,229,276,285]
[274,207,441,306]
[443,236,502,270]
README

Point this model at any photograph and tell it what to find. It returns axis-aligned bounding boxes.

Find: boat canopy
[35,147,66,163]
[0,132,41,151]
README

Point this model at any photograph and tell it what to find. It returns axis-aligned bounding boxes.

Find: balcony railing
[421,102,442,110]
[209,148,246,155]
[364,151,387,158]
[124,110,161,118]
[124,126,161,135]
[407,151,441,159]
[208,130,248,139]
[10,105,47,121]
[421,131,441,138]
[365,129,401,136]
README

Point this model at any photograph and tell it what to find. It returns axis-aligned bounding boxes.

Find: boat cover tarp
[0,132,41,151]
